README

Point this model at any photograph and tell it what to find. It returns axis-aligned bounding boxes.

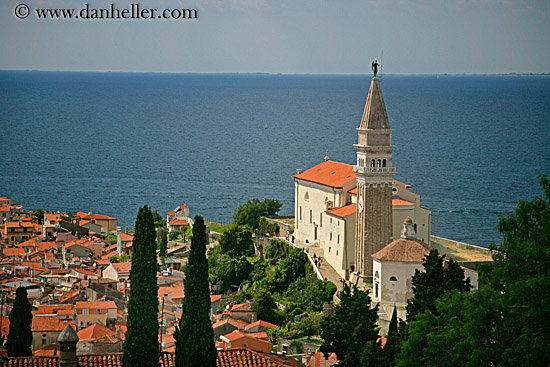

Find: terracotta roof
[4,357,58,366]
[36,305,74,314]
[75,300,117,310]
[293,161,356,189]
[5,221,34,228]
[211,294,222,302]
[158,284,185,300]
[118,233,134,242]
[2,247,26,257]
[78,323,115,340]
[45,213,62,222]
[32,315,73,332]
[3,350,299,366]
[245,320,278,331]
[349,187,357,195]
[230,302,254,312]
[392,198,415,206]
[33,345,59,357]
[111,262,131,273]
[36,241,58,252]
[371,238,430,262]
[168,219,188,226]
[58,289,79,303]
[326,204,356,218]
[213,317,249,330]
[75,212,117,220]
[166,205,188,216]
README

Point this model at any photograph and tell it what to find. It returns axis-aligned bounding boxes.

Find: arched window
[371,159,375,168]
[389,276,398,282]
[382,159,387,167]
[377,159,381,168]
[304,192,309,201]
[374,271,379,279]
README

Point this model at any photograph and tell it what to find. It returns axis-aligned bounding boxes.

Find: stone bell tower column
[353,74,396,280]
[58,324,79,367]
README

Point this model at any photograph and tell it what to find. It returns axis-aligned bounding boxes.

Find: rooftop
[293,160,355,189]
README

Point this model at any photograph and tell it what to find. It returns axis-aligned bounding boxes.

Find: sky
[1,0,549,74]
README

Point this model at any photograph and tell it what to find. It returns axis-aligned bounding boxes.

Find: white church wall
[376,260,423,306]
[294,180,336,244]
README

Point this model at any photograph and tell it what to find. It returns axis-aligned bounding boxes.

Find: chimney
[296,169,302,174]
[57,324,78,367]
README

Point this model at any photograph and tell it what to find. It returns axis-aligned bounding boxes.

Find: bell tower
[353,74,395,279]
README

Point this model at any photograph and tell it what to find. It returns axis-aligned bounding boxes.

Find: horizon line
[1,69,549,77]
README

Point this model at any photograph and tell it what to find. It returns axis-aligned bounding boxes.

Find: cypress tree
[6,287,33,357]
[159,230,168,257]
[175,216,217,367]
[123,205,159,367]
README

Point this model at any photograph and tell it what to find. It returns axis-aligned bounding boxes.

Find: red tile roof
[293,161,356,189]
[75,301,117,311]
[32,315,73,332]
[392,198,415,206]
[213,317,249,330]
[326,204,356,218]
[371,238,430,262]
[78,323,115,340]
[245,320,278,331]
[4,350,299,366]
[166,205,188,216]
[168,219,188,226]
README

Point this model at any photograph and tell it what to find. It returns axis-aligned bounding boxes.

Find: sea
[1,71,549,248]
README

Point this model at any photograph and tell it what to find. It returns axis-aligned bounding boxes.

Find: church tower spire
[353,74,396,279]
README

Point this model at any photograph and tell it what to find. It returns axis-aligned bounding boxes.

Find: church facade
[293,76,431,281]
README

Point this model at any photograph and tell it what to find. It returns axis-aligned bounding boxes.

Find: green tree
[218,224,253,257]
[175,216,217,367]
[31,208,45,225]
[233,198,282,228]
[123,205,159,367]
[406,248,470,320]
[252,284,283,325]
[397,175,550,367]
[279,248,308,288]
[159,230,168,257]
[6,287,33,357]
[384,306,399,367]
[320,284,383,367]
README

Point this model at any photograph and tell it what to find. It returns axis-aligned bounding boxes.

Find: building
[166,205,191,233]
[293,76,431,281]
[371,218,430,307]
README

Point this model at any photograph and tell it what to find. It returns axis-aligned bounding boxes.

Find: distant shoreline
[1,69,549,77]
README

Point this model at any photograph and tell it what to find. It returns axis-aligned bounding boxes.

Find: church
[293,73,431,282]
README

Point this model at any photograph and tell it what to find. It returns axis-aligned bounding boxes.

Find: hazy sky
[1,0,549,74]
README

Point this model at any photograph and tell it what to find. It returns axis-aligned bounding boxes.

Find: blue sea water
[1,71,549,247]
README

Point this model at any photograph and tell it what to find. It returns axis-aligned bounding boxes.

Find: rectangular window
[330,232,332,241]
[320,213,322,227]
[337,235,340,244]
[309,210,312,224]
[299,206,302,221]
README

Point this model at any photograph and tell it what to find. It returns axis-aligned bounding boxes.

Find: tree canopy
[123,205,159,367]
[218,224,253,257]
[320,284,384,367]
[6,287,32,357]
[176,216,217,367]
[406,248,471,320]
[232,198,282,228]
[397,175,550,366]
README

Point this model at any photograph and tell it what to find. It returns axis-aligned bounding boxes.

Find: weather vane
[372,59,380,77]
